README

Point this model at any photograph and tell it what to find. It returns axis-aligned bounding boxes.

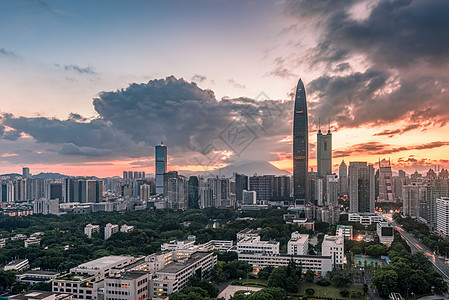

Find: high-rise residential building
[84,224,100,238]
[436,197,449,236]
[273,176,291,200]
[155,142,167,194]
[200,184,213,208]
[326,174,339,206]
[402,184,426,218]
[48,182,63,202]
[128,171,133,179]
[104,223,119,240]
[293,78,309,207]
[140,184,151,201]
[349,162,375,213]
[426,178,449,227]
[163,171,178,196]
[234,173,248,203]
[167,176,188,210]
[317,129,332,178]
[242,190,256,205]
[206,177,231,207]
[339,160,348,195]
[315,177,324,206]
[249,175,274,204]
[0,181,14,202]
[33,198,59,215]
[22,167,30,179]
[123,171,128,180]
[378,159,395,202]
[188,176,199,209]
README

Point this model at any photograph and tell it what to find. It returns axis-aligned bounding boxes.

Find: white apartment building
[336,225,353,240]
[4,258,30,272]
[237,236,279,255]
[321,235,344,266]
[437,197,449,236]
[238,253,332,276]
[104,223,119,240]
[120,224,134,233]
[84,224,100,238]
[287,231,308,255]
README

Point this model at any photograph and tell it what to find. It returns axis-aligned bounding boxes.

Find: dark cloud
[0,48,16,57]
[285,0,449,130]
[0,76,292,163]
[374,124,421,137]
[64,64,97,75]
[334,141,449,158]
[191,74,206,82]
[59,143,112,156]
[3,130,22,141]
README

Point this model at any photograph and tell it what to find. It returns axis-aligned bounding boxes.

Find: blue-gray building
[155,142,167,194]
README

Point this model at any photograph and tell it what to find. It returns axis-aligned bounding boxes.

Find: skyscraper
[317,129,332,178]
[339,160,348,195]
[293,79,309,207]
[349,162,375,213]
[22,167,30,179]
[155,142,167,194]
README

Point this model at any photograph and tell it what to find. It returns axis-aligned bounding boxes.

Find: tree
[304,269,314,283]
[305,288,315,296]
[268,265,300,293]
[371,269,398,297]
[258,266,274,279]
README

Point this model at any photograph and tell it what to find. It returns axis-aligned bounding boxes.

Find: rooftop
[108,271,148,280]
[10,290,71,299]
[157,252,212,274]
[77,256,133,270]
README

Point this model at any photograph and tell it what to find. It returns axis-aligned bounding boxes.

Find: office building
[317,129,332,178]
[4,258,30,272]
[348,213,382,225]
[105,271,149,300]
[293,78,309,207]
[105,223,119,240]
[349,162,375,213]
[273,175,291,200]
[188,176,199,209]
[321,235,344,266]
[287,231,308,255]
[249,175,274,203]
[33,198,59,215]
[155,142,167,194]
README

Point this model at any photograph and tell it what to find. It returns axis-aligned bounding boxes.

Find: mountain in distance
[0,173,22,179]
[33,172,67,179]
[179,161,291,178]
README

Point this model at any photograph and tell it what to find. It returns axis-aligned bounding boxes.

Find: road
[383,214,449,282]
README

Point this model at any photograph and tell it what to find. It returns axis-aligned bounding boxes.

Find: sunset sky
[1,0,449,177]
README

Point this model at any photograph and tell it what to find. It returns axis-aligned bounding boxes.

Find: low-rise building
[321,235,344,266]
[348,213,382,225]
[10,290,73,299]
[150,251,216,298]
[287,232,308,255]
[105,271,149,300]
[25,237,41,248]
[238,252,332,276]
[336,225,353,240]
[16,270,60,285]
[120,224,134,233]
[4,258,30,272]
[161,235,196,251]
[237,236,279,255]
[377,222,394,245]
[236,228,261,241]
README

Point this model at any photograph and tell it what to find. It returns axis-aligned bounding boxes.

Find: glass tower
[293,79,309,207]
[155,142,167,194]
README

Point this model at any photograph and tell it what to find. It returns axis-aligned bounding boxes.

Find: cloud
[191,74,207,82]
[64,64,97,75]
[334,141,449,158]
[228,79,246,89]
[0,48,17,58]
[283,0,449,130]
[374,124,421,137]
[59,143,112,156]
[0,76,293,165]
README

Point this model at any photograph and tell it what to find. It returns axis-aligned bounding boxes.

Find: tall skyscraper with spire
[293,79,309,207]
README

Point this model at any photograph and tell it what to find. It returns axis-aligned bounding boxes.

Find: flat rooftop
[109,271,148,280]
[77,256,133,270]
[157,252,211,274]
[10,291,71,299]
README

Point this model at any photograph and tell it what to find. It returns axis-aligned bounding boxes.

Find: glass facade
[293,79,309,205]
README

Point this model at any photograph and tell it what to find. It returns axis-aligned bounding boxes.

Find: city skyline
[1,0,449,177]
